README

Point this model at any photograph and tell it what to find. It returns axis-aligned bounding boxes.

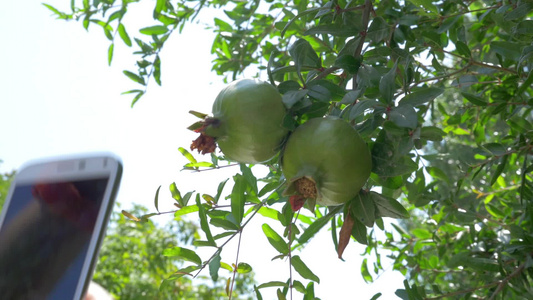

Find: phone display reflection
[0,178,108,299]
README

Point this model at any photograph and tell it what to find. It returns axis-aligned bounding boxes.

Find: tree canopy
[45,0,533,299]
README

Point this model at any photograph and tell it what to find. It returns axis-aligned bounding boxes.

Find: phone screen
[0,177,110,299]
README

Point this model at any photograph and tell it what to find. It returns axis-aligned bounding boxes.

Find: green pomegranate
[190,79,288,164]
[282,116,372,206]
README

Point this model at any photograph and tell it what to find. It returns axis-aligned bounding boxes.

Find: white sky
[0,1,404,298]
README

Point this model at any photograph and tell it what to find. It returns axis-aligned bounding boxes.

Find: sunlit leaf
[163,247,202,265]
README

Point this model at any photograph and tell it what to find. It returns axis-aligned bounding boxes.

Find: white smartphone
[0,154,122,300]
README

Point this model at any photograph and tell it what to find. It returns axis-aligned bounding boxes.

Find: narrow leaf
[389,104,417,129]
[118,23,132,47]
[351,192,375,227]
[163,247,202,265]
[154,185,161,213]
[178,147,197,163]
[231,174,246,225]
[400,87,443,106]
[371,192,409,219]
[139,25,169,35]
[461,92,487,106]
[298,206,342,244]
[123,70,145,85]
[174,205,199,218]
[490,154,508,186]
[209,253,221,281]
[351,218,368,245]
[121,210,140,222]
[262,223,289,254]
[379,63,397,104]
[196,195,216,246]
[291,256,320,283]
[107,43,114,66]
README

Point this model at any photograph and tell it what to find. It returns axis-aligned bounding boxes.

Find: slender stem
[228,231,243,300]
[416,62,471,84]
[191,163,240,172]
[288,221,293,300]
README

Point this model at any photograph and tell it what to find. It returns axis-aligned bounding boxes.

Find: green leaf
[288,39,321,80]
[130,91,144,107]
[153,185,161,213]
[163,247,202,265]
[281,7,320,38]
[491,41,523,61]
[349,99,378,120]
[178,147,197,164]
[361,258,373,282]
[504,2,533,21]
[154,0,166,16]
[184,161,215,168]
[371,192,409,219]
[340,88,365,105]
[139,25,169,35]
[298,206,342,244]
[367,17,390,43]
[407,0,439,15]
[379,63,397,104]
[351,193,375,227]
[196,195,216,246]
[42,3,62,16]
[231,174,246,225]
[240,164,258,195]
[262,223,289,255]
[282,90,308,109]
[123,70,145,85]
[162,265,199,283]
[291,256,320,283]
[237,262,252,274]
[118,23,132,46]
[455,41,471,58]
[426,166,450,185]
[461,92,487,106]
[215,179,229,203]
[351,218,367,245]
[121,210,140,222]
[390,104,417,129]
[153,55,161,86]
[107,43,114,66]
[508,115,533,132]
[209,253,221,281]
[304,24,361,37]
[420,126,446,142]
[490,154,508,186]
[257,281,288,289]
[400,87,443,106]
[334,55,361,74]
[210,218,240,231]
[174,205,199,218]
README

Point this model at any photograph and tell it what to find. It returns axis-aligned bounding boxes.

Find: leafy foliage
[94,204,255,299]
[0,162,15,210]
[48,0,533,299]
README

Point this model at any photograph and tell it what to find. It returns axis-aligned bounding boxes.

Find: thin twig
[228,231,243,300]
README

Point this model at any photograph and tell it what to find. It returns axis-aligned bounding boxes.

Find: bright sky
[0,1,404,298]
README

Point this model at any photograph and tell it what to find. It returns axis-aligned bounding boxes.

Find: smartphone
[0,154,122,300]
